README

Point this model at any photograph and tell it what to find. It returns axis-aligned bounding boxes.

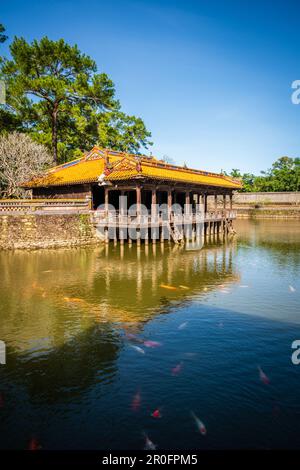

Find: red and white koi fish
[289,285,296,293]
[130,345,145,355]
[171,361,183,376]
[143,432,157,450]
[258,366,270,385]
[131,390,141,411]
[178,322,188,330]
[191,411,207,436]
[28,437,41,450]
[143,340,162,348]
[151,408,162,418]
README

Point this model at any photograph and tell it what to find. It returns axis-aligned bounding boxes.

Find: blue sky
[1,0,300,173]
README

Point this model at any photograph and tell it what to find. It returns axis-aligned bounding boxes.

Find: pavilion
[22,147,242,243]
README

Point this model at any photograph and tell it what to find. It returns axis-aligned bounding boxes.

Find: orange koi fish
[171,361,183,376]
[191,411,207,436]
[160,284,177,291]
[258,366,270,385]
[131,390,141,411]
[28,437,41,450]
[63,297,85,303]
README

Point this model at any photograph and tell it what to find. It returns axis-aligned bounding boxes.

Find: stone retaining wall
[0,213,99,250]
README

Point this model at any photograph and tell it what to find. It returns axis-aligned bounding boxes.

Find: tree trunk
[51,107,58,165]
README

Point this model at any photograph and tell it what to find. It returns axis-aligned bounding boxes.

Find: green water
[0,219,300,449]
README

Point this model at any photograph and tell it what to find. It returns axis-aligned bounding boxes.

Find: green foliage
[0,36,152,163]
[0,24,7,44]
[225,157,300,192]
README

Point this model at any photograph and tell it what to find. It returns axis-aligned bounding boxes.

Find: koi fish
[220,289,230,294]
[178,322,188,330]
[130,345,145,355]
[126,332,144,344]
[63,297,84,303]
[289,285,296,293]
[191,411,207,435]
[258,366,270,385]
[143,340,162,348]
[131,390,141,411]
[179,285,189,290]
[184,352,197,358]
[28,437,41,450]
[160,284,177,291]
[42,270,53,273]
[151,408,162,418]
[143,432,156,450]
[171,362,183,376]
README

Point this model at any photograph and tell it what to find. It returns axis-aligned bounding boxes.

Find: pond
[0,219,300,450]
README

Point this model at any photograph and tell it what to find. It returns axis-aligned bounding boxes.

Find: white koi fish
[143,432,157,450]
[130,345,145,355]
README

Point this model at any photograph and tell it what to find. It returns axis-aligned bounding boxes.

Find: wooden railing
[92,209,236,226]
[0,199,90,214]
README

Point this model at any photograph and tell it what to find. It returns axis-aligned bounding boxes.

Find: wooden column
[136,184,141,216]
[151,188,157,210]
[168,189,172,219]
[230,193,233,210]
[204,193,208,213]
[185,191,191,214]
[223,194,226,209]
[214,194,218,210]
[151,189,157,244]
[104,187,109,216]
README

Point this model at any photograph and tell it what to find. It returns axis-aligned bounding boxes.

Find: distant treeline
[222,157,300,192]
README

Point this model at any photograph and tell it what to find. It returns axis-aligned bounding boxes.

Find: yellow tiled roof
[23,146,242,189]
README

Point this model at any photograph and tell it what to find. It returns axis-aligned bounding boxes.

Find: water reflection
[1,221,300,450]
[0,240,239,354]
